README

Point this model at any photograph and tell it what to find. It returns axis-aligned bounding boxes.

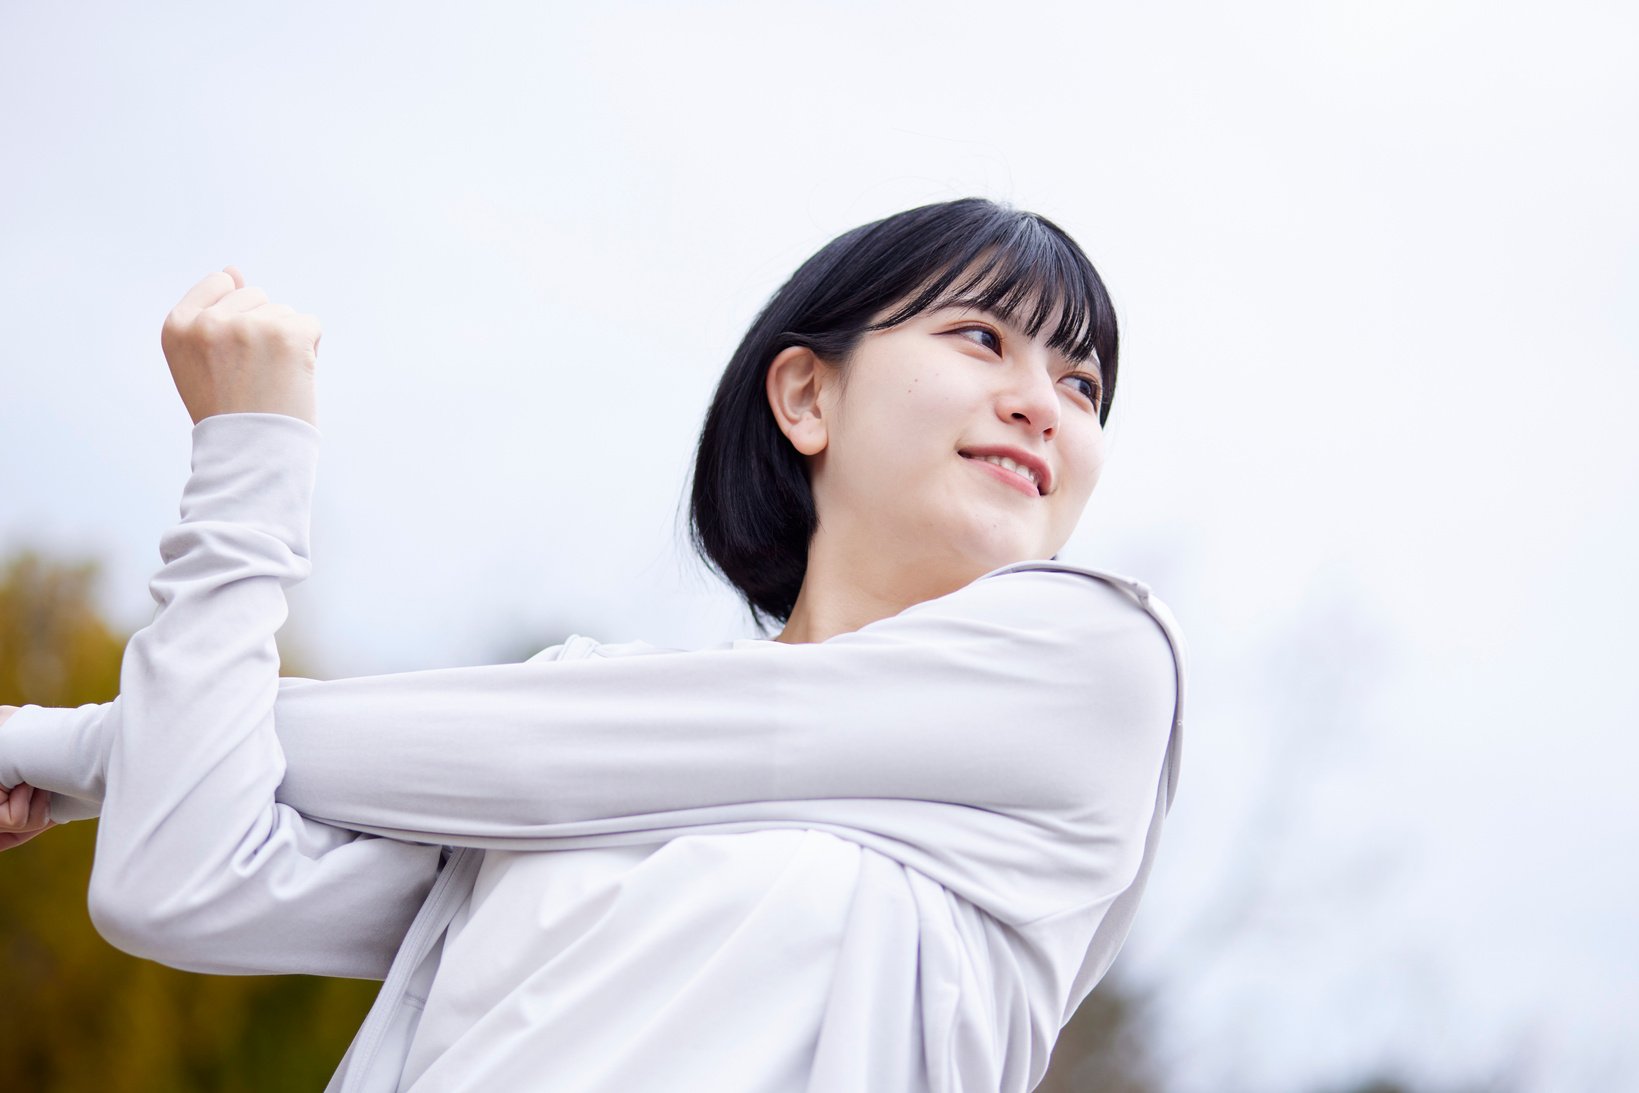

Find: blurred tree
[0,546,378,1091]
[0,550,125,707]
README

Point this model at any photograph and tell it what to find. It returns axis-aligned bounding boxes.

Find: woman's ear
[765,345,832,456]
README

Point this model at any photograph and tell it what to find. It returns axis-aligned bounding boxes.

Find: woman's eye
[1063,373,1102,406]
[955,325,1002,354]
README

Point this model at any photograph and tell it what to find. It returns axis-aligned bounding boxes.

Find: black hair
[686,196,1120,631]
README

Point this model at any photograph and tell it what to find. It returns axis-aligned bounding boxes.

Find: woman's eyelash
[954,324,1002,352]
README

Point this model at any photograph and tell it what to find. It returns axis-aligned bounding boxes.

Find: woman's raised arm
[66,410,446,978]
[263,560,1183,922]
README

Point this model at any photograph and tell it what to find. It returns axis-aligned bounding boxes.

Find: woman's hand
[0,705,54,851]
[0,706,54,851]
[160,266,324,427]
[0,781,54,851]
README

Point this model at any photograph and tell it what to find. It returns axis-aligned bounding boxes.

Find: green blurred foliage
[0,548,377,1090]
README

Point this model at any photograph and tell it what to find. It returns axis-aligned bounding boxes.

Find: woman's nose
[997,366,1059,437]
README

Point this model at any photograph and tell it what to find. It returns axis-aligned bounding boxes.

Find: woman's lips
[961,453,1040,497]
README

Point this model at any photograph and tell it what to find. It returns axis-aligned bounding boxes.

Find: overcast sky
[3,2,1635,1089]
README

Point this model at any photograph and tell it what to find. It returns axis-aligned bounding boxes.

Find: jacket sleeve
[0,700,115,823]
[0,674,318,824]
[263,567,1180,922]
[79,412,444,980]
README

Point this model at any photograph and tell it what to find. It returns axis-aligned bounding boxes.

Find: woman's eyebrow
[939,300,1051,338]
[936,302,1027,335]
[937,302,1085,370]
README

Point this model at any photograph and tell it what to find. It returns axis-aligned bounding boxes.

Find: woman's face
[787,296,1107,586]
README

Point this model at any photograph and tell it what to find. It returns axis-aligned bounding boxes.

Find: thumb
[223,264,245,290]
[0,783,27,826]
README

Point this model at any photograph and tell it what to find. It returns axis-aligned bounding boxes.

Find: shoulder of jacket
[979,559,1188,811]
[979,557,1152,604]
[977,560,1183,654]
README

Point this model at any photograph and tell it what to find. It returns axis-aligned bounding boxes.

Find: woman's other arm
[266,564,1183,923]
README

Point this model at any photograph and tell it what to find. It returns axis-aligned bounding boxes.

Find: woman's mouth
[960,452,1042,497]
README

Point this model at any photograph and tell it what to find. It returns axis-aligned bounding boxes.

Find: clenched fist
[161,265,323,427]
[0,780,54,852]
[0,706,55,852]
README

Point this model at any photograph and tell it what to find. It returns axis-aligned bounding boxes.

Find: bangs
[861,221,1112,372]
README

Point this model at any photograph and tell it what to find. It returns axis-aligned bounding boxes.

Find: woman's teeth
[969,453,1039,491]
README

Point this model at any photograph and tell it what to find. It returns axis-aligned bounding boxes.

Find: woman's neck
[773,532,980,644]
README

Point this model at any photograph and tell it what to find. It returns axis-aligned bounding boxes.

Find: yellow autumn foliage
[0,548,376,1090]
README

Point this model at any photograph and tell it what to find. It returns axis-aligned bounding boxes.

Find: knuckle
[221,314,253,344]
[276,322,303,344]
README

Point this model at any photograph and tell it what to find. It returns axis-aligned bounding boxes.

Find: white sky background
[2,2,1635,1089]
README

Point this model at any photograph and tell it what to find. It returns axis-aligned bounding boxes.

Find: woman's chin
[949,538,1049,579]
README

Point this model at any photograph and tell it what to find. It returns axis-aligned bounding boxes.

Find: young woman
[0,197,1188,1093]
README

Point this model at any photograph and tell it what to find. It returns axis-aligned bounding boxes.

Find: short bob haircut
[687,196,1120,631]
